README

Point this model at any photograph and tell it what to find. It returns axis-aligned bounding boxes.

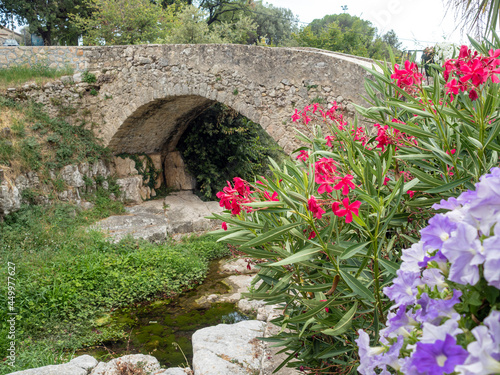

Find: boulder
[6,355,97,375]
[112,156,138,178]
[90,354,161,375]
[61,165,85,188]
[164,191,222,234]
[94,200,167,243]
[191,320,266,375]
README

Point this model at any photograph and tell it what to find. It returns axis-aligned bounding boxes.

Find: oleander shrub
[210,37,500,373]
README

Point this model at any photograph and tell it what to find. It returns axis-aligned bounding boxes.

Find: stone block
[112,156,138,177]
[164,151,196,191]
[116,176,143,204]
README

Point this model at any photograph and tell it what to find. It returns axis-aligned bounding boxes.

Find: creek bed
[78,259,249,368]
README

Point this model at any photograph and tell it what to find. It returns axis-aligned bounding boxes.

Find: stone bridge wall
[0,46,88,70]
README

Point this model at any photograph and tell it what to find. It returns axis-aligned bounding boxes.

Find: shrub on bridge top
[210,39,500,373]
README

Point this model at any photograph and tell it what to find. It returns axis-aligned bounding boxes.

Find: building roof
[0,25,22,38]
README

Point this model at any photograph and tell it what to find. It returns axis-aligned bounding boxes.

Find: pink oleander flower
[334,174,356,195]
[296,150,309,161]
[264,191,279,201]
[308,196,326,219]
[325,135,335,148]
[332,197,361,223]
[315,157,339,194]
[221,222,228,231]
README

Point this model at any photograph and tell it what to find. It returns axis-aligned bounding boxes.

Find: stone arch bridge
[5,44,374,198]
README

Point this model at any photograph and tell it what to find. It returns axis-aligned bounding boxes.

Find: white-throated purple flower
[415,290,462,324]
[421,214,457,251]
[383,270,422,308]
[410,334,468,375]
[483,229,500,288]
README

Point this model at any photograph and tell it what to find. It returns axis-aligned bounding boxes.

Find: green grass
[0,200,229,374]
[0,64,74,90]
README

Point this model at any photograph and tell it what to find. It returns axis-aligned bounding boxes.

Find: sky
[264,0,468,51]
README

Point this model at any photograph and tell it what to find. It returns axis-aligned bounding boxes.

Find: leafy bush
[210,40,500,373]
[177,103,287,200]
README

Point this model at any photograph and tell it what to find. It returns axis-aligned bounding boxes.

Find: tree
[163,4,256,44]
[70,0,178,45]
[0,0,89,45]
[246,1,298,45]
[293,13,402,59]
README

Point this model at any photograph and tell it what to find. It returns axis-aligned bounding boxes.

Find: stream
[78,259,250,368]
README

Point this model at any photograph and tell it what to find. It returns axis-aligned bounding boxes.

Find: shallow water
[78,260,249,368]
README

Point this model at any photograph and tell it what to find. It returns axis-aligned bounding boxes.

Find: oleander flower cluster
[356,167,500,375]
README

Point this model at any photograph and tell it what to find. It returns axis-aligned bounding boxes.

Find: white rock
[192,320,266,375]
[69,355,98,370]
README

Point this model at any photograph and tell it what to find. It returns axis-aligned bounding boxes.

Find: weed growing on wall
[0,64,74,90]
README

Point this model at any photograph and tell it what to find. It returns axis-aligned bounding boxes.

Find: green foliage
[89,88,98,96]
[82,70,97,84]
[293,13,402,59]
[70,0,179,45]
[0,0,90,45]
[211,38,500,373]
[0,201,228,374]
[246,0,298,46]
[162,4,256,44]
[177,103,287,200]
[0,64,74,90]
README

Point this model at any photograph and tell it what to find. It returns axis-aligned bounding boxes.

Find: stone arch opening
[108,94,281,201]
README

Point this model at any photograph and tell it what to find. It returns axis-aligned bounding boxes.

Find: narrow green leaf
[241,222,302,248]
[321,303,358,336]
[379,259,399,275]
[424,176,470,193]
[340,241,371,260]
[270,246,322,266]
[339,270,375,302]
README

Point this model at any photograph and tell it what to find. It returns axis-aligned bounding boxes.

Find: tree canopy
[293,13,402,59]
[70,0,178,45]
[0,0,90,45]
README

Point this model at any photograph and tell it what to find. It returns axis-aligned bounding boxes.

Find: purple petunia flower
[415,290,462,324]
[383,270,422,308]
[421,214,457,251]
[421,268,446,291]
[356,330,404,374]
[420,313,462,344]
[441,222,483,285]
[380,305,418,340]
[400,241,426,272]
[411,334,468,375]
